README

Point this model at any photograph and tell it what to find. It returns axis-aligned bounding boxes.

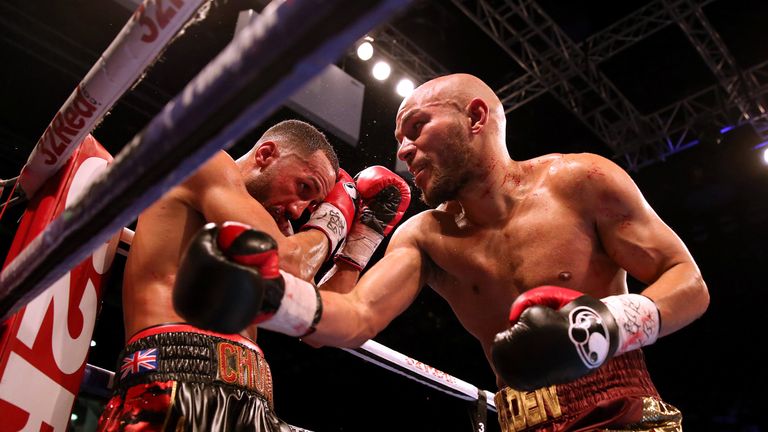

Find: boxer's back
[122,189,206,339]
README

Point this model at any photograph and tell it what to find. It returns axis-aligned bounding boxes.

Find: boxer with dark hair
[176,75,708,431]
[97,119,409,432]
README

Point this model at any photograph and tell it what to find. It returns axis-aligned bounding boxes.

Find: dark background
[1,0,767,430]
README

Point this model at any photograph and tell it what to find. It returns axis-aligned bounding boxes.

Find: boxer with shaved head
[176,75,708,431]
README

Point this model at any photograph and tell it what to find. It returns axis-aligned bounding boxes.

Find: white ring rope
[18,0,211,199]
[343,340,497,412]
[0,0,413,321]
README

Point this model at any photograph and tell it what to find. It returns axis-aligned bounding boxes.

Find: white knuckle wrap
[337,223,383,270]
[602,293,660,355]
[259,271,322,337]
[304,203,348,254]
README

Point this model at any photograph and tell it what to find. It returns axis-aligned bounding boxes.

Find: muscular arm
[577,154,709,336]
[304,217,428,347]
[179,151,328,280]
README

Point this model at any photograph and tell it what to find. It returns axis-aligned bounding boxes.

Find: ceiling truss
[5,0,766,172]
[384,0,765,170]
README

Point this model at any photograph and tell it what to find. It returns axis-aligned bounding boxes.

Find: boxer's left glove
[490,286,660,391]
[301,169,357,260]
[335,166,411,270]
[173,222,321,336]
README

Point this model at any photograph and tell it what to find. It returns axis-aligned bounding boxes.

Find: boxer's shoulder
[414,204,461,232]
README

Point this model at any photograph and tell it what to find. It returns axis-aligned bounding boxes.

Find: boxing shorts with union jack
[96,324,310,431]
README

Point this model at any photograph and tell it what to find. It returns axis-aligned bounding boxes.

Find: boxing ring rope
[0,0,413,322]
[342,340,497,412]
[17,0,212,199]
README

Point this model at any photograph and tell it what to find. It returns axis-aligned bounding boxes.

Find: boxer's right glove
[301,169,357,260]
[335,165,411,270]
[173,222,321,336]
[490,286,660,391]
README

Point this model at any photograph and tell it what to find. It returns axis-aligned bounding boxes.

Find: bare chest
[422,201,616,339]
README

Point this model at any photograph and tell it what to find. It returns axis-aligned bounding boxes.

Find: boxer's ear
[254,141,279,167]
[467,98,489,135]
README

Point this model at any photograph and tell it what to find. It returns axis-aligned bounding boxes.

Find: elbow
[343,309,383,348]
[276,239,309,279]
[277,236,298,264]
[654,265,710,337]
[353,322,380,347]
[693,274,710,319]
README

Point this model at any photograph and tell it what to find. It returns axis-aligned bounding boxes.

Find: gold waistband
[494,351,661,431]
[495,385,562,431]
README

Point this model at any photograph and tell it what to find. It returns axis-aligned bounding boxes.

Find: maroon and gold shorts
[96,324,309,432]
[494,351,682,432]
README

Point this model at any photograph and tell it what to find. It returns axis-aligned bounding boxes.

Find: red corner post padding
[0,134,118,431]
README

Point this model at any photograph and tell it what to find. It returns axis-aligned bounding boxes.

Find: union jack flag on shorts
[120,348,159,379]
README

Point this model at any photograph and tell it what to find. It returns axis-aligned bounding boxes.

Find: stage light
[357,41,374,61]
[396,78,415,97]
[755,141,768,166]
[372,61,391,81]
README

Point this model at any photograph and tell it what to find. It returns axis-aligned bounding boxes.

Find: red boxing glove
[302,169,357,259]
[507,285,582,324]
[216,222,280,277]
[335,166,411,270]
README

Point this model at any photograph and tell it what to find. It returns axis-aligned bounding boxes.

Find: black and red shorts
[97,324,308,431]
